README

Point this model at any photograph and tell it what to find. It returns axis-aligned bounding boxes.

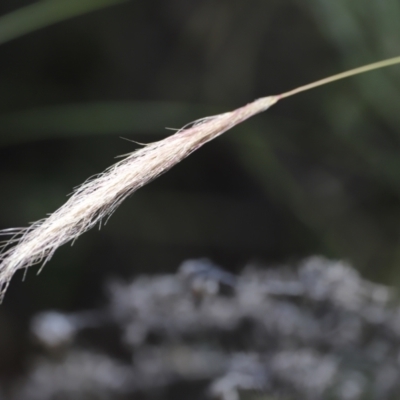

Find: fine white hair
[0,96,278,300]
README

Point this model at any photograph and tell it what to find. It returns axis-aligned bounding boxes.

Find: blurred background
[1,0,400,397]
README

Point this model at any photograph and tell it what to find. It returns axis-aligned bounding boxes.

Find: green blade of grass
[0,0,128,45]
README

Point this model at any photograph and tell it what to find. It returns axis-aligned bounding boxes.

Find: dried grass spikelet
[1,54,400,300]
[0,96,278,299]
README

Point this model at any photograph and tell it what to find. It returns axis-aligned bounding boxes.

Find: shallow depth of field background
[1,0,400,384]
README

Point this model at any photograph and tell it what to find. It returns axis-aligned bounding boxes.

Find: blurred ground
[1,0,400,395]
[3,257,400,400]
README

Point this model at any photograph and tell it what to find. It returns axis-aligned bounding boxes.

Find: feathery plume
[0,96,278,299]
[2,54,400,300]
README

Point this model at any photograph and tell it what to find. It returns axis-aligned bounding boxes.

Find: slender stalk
[278,55,400,99]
